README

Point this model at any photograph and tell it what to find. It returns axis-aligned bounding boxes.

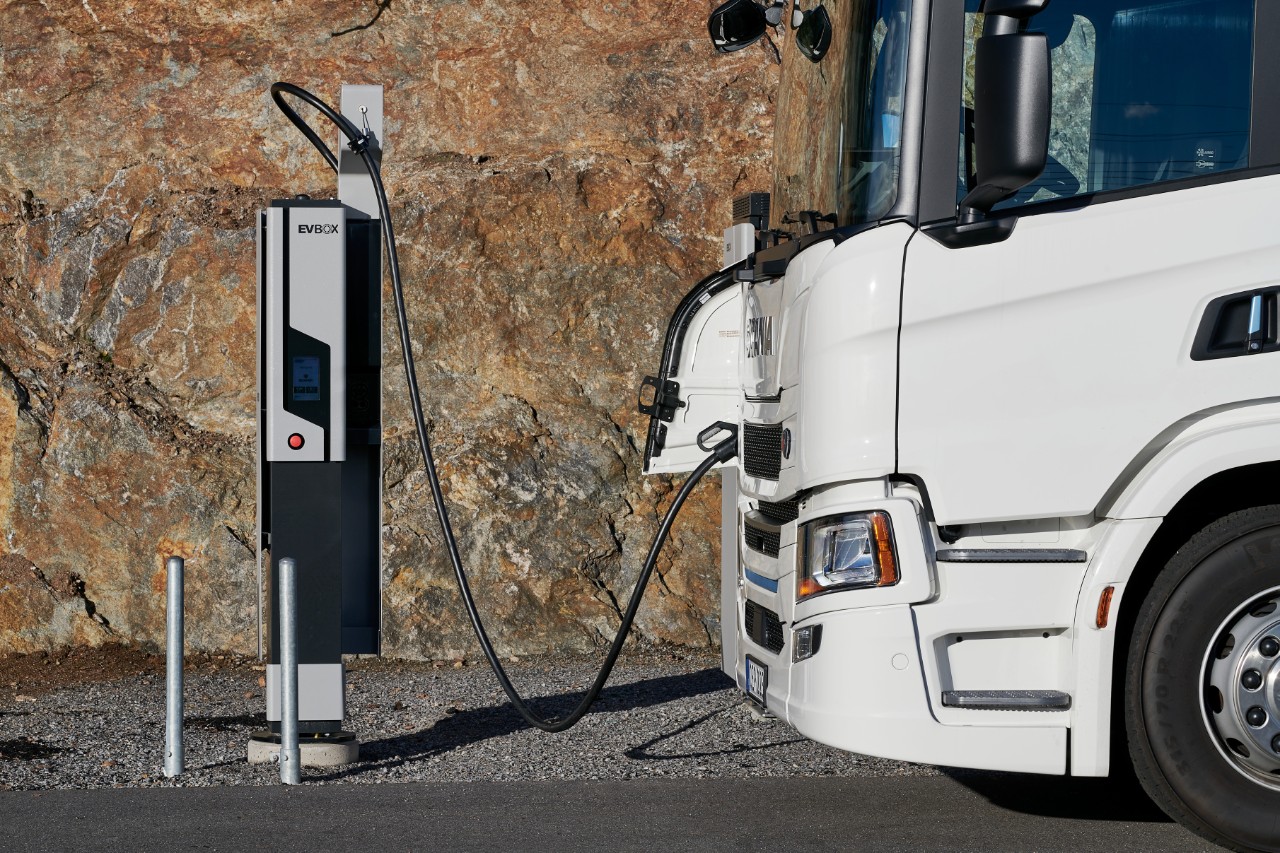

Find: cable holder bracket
[637,375,684,422]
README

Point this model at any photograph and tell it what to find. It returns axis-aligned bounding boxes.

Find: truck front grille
[744,518,781,557]
[744,599,785,654]
[742,422,783,480]
[757,498,799,524]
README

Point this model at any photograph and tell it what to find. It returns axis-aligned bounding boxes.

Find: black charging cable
[269,83,739,732]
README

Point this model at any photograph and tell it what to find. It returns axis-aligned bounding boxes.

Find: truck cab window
[958,0,1255,211]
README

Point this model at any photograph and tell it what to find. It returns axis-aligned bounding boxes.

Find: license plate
[745,655,768,708]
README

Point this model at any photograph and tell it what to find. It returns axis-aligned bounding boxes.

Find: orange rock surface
[0,1,778,656]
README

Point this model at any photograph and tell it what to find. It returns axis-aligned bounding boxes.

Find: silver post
[279,557,301,784]
[164,556,184,778]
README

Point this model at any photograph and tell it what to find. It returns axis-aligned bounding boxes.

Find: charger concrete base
[247,731,360,767]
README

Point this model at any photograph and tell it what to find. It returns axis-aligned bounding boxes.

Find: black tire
[1126,505,1280,852]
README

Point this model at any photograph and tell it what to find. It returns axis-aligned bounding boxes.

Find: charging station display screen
[292,356,321,401]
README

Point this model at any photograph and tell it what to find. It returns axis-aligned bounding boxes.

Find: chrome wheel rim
[1201,585,1280,790]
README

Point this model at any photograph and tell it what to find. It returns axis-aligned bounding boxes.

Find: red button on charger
[288,433,305,450]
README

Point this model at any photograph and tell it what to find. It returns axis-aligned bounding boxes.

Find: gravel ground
[0,649,941,789]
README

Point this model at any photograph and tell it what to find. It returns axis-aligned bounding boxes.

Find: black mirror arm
[981,0,1051,30]
[958,0,1052,221]
[959,186,1014,224]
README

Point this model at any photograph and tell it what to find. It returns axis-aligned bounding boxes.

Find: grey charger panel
[262,201,347,463]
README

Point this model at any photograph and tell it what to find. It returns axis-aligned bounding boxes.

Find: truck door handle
[1191,287,1279,361]
[1247,293,1264,353]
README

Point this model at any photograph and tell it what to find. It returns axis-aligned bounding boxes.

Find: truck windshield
[773,0,912,229]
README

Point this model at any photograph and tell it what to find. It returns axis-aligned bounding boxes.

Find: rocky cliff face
[0,0,778,657]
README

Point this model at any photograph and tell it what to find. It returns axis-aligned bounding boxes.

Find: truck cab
[642,1,1280,848]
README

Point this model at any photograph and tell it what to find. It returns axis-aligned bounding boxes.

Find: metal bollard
[164,556,184,778]
[279,557,301,784]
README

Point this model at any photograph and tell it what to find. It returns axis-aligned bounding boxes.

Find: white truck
[640,0,1280,848]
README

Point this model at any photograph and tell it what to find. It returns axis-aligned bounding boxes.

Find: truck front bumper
[735,603,1067,775]
[730,489,1069,776]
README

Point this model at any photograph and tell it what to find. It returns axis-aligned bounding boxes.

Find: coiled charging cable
[269,83,739,731]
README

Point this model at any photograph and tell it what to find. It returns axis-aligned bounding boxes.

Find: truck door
[639,268,742,474]
[900,0,1280,524]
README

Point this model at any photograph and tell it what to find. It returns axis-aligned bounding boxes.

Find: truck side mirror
[794,5,833,63]
[959,1,1051,219]
[708,0,768,52]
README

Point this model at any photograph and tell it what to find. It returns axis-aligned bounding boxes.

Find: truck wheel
[1127,506,1280,852]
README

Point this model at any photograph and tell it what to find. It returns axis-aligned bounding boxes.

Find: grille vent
[744,519,781,557]
[732,192,770,229]
[742,422,783,480]
[744,599,785,654]
[757,498,799,524]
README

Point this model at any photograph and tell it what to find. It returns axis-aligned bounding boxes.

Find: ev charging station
[251,86,384,764]
[240,79,735,769]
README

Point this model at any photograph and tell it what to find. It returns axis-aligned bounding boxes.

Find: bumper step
[941,690,1072,711]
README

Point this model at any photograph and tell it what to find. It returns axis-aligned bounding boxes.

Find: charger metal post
[254,85,384,763]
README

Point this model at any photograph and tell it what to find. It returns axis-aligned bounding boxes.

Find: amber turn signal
[1096,585,1115,629]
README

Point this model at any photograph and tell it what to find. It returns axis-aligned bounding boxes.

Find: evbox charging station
[253,86,384,761]
[255,80,736,757]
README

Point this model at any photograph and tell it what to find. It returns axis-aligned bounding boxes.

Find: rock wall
[0,0,779,657]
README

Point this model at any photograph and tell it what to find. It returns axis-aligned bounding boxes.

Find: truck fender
[1103,400,1280,520]
[1071,400,1280,776]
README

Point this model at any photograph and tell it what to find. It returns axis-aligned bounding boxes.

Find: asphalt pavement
[0,774,1214,852]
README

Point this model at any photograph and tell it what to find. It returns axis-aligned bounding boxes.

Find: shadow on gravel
[946,769,1171,823]
[186,714,265,732]
[624,706,805,761]
[311,667,733,781]
[0,739,64,760]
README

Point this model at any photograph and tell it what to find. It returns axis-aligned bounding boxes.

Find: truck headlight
[798,511,898,600]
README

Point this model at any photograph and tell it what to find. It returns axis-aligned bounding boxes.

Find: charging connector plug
[696,421,740,464]
[711,434,739,464]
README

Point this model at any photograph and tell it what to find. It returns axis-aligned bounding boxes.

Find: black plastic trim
[1191,286,1280,361]
[935,548,1087,563]
[1249,3,1280,169]
[743,238,804,282]
[922,216,1017,249]
[919,0,968,225]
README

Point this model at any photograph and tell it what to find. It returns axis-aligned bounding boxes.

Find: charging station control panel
[256,129,383,736]
[262,201,347,464]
